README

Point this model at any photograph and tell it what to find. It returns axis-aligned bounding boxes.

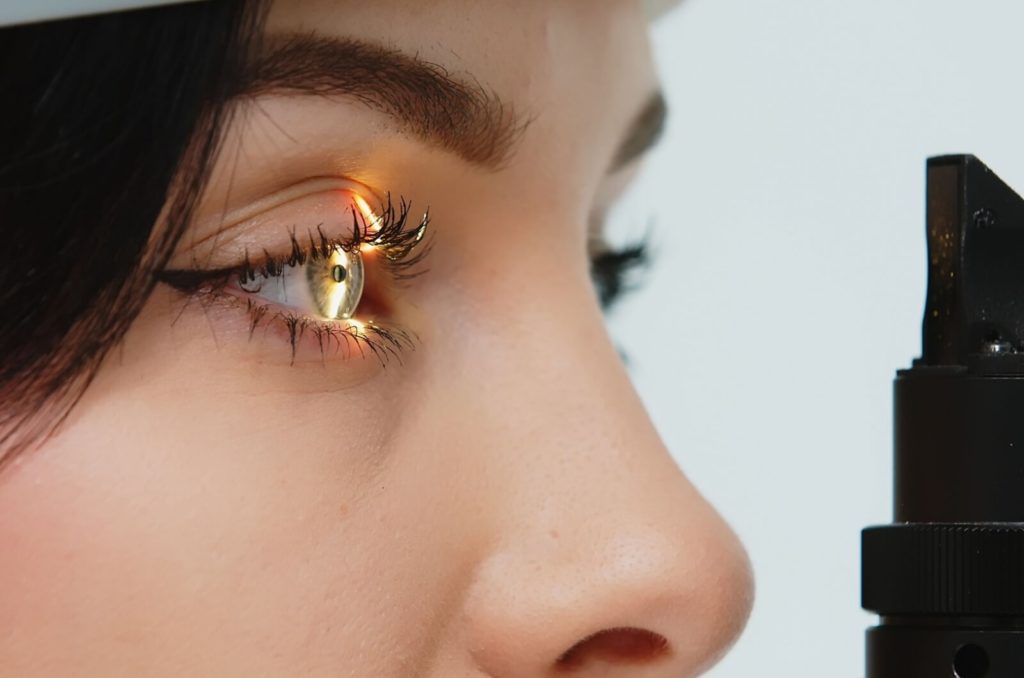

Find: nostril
[555,627,671,671]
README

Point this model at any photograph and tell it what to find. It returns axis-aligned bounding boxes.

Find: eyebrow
[609,91,668,174]
[235,33,526,169]
[235,33,666,174]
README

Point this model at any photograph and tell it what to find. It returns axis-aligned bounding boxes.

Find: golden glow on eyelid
[353,194,383,235]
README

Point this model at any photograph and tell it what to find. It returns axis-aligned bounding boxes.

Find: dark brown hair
[0,1,265,464]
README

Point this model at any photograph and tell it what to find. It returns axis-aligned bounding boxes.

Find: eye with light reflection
[238,244,365,321]
[231,195,384,323]
[159,191,429,365]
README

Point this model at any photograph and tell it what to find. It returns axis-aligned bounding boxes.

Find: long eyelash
[590,235,652,311]
[160,194,431,292]
[365,195,433,282]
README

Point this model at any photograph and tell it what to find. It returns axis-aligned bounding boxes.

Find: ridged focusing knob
[863,524,1024,616]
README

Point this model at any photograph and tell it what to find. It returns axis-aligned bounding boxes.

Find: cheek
[0,357,472,671]
[0,433,203,664]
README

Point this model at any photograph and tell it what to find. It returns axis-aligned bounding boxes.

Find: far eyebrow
[609,91,668,174]
[235,33,527,169]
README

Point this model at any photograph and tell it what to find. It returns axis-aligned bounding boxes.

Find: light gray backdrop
[608,1,1024,675]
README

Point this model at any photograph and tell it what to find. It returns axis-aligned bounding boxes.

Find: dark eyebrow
[235,33,526,169]
[609,91,668,174]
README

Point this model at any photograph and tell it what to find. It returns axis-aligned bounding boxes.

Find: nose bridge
[463,283,666,509]
[475,257,650,444]
[447,282,753,675]
[455,263,696,527]
[464,260,692,506]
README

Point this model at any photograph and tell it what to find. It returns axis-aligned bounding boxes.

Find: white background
[608,1,1024,675]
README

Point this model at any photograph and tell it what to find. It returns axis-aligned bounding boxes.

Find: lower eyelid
[166,284,417,368]
[240,298,416,367]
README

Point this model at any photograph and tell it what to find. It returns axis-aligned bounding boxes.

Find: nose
[454,284,754,676]
[464,512,752,676]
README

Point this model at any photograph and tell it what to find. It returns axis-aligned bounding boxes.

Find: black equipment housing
[863,155,1024,677]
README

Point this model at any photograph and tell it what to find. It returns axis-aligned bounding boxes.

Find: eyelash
[591,236,651,311]
[237,195,433,285]
[241,298,418,367]
[159,195,430,366]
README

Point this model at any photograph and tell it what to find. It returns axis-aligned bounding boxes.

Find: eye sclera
[231,194,381,323]
[233,242,367,323]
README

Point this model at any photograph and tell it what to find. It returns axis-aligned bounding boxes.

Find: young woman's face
[0,0,753,674]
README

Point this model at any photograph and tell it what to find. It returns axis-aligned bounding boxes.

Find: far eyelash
[590,235,652,311]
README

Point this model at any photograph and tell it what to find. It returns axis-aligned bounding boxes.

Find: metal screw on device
[983,339,1015,354]
[973,207,997,229]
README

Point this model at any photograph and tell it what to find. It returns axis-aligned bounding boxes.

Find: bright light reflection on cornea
[323,248,363,319]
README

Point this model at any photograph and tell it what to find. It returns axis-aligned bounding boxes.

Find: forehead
[264,0,658,190]
[264,0,654,93]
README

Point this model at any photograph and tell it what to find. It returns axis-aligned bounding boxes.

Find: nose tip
[463,521,754,677]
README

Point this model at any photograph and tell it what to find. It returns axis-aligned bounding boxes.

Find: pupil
[331,264,346,283]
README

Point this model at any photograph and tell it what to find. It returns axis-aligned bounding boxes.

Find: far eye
[238,246,365,320]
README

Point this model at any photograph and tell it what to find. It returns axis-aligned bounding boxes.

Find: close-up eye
[158,193,430,365]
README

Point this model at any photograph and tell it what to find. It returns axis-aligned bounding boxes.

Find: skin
[0,1,754,676]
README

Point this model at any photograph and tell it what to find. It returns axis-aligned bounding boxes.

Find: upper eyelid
[172,187,390,272]
[168,228,353,289]
[184,177,386,255]
[161,195,431,290]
